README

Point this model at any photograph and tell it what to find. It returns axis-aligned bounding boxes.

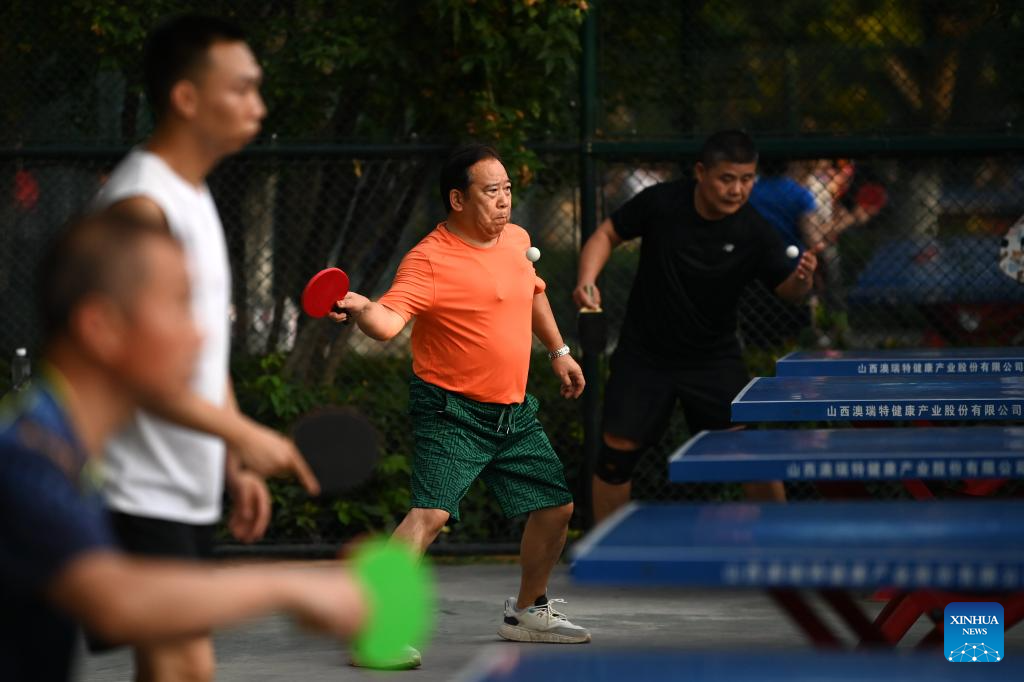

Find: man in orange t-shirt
[335,144,590,660]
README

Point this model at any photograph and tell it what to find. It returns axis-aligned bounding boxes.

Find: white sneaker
[350,644,422,670]
[498,596,591,643]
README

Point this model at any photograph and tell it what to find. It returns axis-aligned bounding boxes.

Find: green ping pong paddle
[351,538,435,668]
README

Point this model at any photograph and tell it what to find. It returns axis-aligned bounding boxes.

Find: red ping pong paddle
[290,406,380,497]
[301,267,350,318]
[855,183,888,214]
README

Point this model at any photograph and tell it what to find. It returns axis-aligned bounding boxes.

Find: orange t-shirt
[378,222,545,404]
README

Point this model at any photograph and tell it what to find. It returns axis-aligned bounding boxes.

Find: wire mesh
[597,0,1023,138]
[595,154,1024,505]
[3,0,1023,545]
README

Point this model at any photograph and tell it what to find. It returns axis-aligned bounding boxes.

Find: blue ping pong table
[731,375,1024,422]
[847,237,1024,344]
[571,501,1024,647]
[776,348,1024,378]
[669,426,1024,483]
[848,236,1024,306]
[459,649,1024,681]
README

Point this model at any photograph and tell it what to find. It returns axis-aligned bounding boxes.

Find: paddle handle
[333,301,350,325]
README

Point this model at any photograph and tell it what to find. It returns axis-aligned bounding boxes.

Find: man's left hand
[793,243,823,282]
[227,469,272,544]
[552,354,585,399]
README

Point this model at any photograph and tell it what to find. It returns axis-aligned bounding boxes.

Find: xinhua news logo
[945,602,1004,662]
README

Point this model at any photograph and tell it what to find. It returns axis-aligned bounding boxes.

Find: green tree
[1,1,591,542]
[2,0,589,384]
[596,0,1022,137]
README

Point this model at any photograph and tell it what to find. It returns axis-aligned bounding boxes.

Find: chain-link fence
[595,153,1024,509]
[595,155,1024,352]
[3,1,1024,549]
[596,0,1023,137]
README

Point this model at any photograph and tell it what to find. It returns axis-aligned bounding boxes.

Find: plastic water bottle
[11,348,31,392]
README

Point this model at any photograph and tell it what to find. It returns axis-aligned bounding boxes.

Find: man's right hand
[328,292,407,341]
[233,420,320,495]
[288,569,368,638]
[328,291,371,324]
[572,282,602,310]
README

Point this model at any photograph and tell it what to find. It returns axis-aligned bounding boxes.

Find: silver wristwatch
[548,344,571,360]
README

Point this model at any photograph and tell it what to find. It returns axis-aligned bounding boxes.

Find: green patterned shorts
[407,377,573,521]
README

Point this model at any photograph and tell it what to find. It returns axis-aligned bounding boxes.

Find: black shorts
[602,351,750,446]
[108,511,217,560]
[86,512,216,652]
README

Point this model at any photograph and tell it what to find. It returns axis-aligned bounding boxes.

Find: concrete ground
[76,562,1024,681]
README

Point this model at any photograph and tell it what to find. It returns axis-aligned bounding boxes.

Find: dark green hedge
[229,350,589,546]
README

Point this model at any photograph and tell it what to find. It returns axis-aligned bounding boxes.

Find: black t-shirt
[610,180,793,366]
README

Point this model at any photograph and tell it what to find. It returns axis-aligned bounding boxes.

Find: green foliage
[231,351,408,540]
[237,353,334,425]
[597,0,1022,137]
[427,0,589,180]
[228,346,585,544]
[11,0,1020,148]
[812,304,850,348]
[3,0,589,182]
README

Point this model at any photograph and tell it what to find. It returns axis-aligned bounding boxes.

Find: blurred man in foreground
[0,210,371,682]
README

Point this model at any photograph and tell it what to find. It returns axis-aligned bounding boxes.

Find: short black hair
[438,144,503,213]
[143,14,247,121]
[36,207,176,343]
[697,130,758,168]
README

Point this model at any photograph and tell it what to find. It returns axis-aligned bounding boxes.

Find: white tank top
[92,149,231,524]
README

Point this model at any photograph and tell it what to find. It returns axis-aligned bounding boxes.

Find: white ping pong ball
[526,246,541,262]
[786,245,799,259]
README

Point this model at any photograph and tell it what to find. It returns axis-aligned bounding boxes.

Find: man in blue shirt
[0,208,372,681]
[745,161,821,346]
[748,164,818,254]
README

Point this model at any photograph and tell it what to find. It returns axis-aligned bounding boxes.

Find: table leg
[770,589,843,647]
[916,624,945,649]
[875,592,928,643]
[901,479,935,499]
[960,479,1007,496]
[819,589,889,646]
[882,590,1024,648]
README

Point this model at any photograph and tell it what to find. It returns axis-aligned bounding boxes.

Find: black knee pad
[594,443,642,484]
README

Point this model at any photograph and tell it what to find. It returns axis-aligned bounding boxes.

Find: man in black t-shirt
[574,130,820,522]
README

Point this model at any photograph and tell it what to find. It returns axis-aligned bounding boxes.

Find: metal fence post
[577,2,600,530]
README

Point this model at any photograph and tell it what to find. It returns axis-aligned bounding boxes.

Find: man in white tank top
[90,15,317,681]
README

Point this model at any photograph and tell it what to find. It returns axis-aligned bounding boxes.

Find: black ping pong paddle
[291,406,380,497]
